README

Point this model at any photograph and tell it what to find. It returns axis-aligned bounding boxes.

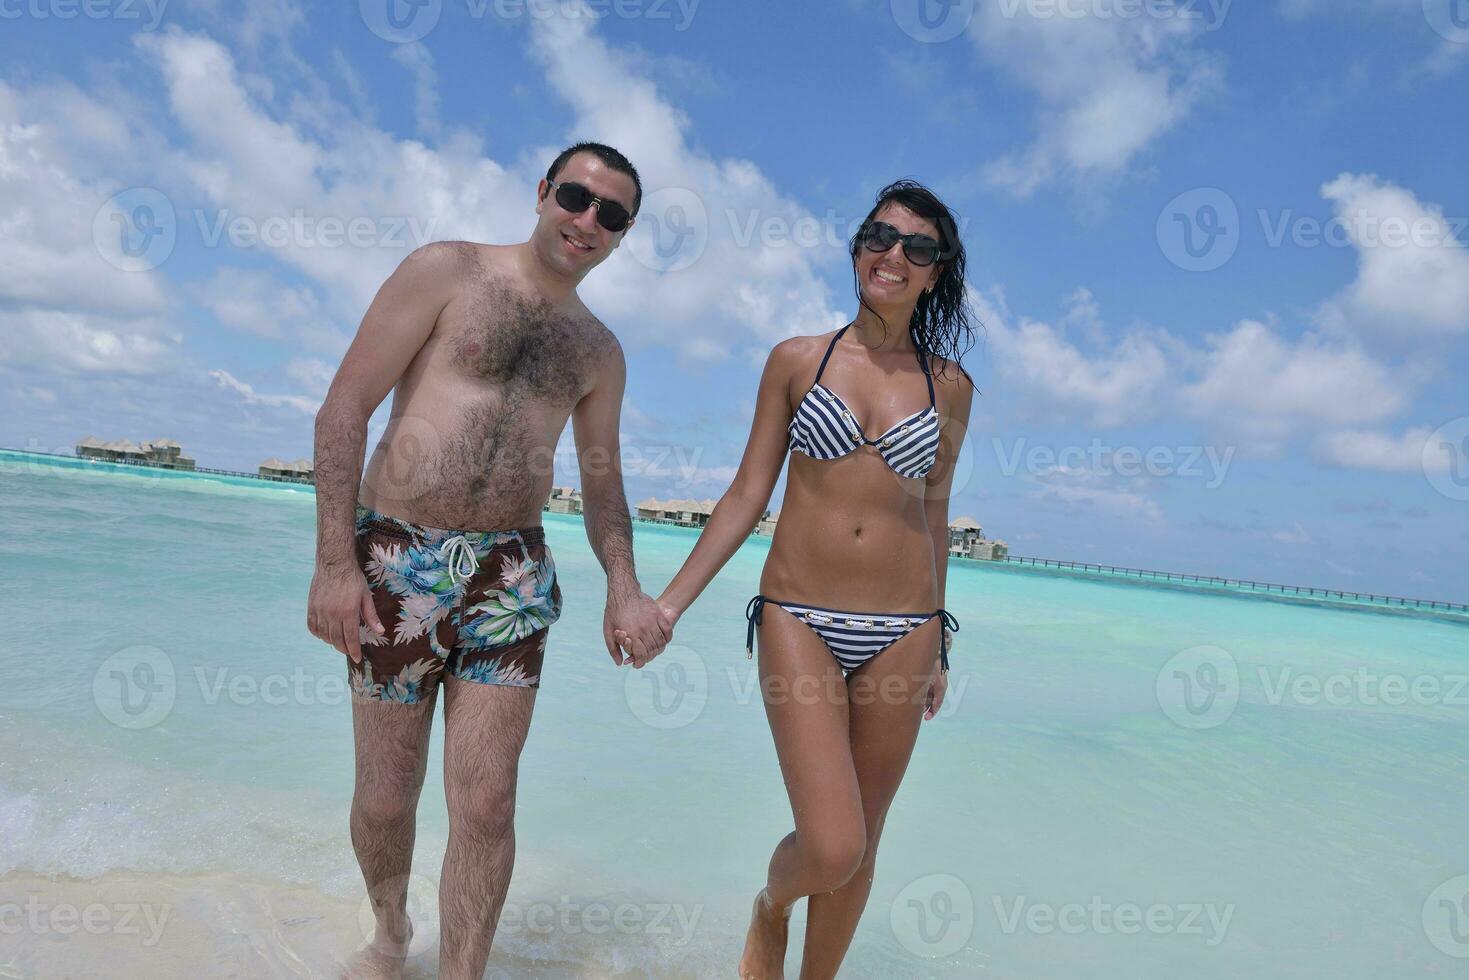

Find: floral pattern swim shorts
[349,506,562,704]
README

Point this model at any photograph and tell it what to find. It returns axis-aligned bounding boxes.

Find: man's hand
[308,567,385,663]
[605,589,673,668]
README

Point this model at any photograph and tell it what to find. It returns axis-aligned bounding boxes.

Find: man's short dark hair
[546,142,643,217]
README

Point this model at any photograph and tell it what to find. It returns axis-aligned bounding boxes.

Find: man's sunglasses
[860,220,941,268]
[546,180,633,233]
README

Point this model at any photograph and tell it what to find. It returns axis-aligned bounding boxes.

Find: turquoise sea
[1,450,1467,978]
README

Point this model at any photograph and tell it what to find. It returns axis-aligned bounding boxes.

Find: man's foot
[738,888,790,980]
[341,919,413,980]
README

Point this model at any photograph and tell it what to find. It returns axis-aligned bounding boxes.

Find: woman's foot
[738,888,791,979]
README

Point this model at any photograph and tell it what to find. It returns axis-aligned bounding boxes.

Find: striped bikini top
[788,325,942,479]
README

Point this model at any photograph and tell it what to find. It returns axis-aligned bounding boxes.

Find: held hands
[605,588,677,668]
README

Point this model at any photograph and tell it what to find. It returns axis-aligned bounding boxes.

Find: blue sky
[1,0,1466,599]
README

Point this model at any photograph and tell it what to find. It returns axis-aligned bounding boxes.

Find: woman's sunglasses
[860,220,941,268]
[546,180,633,233]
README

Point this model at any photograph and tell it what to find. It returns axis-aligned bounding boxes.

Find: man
[307,142,672,979]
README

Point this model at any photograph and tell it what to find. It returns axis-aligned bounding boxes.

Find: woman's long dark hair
[849,179,979,389]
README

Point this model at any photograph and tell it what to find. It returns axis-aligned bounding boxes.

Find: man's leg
[437,670,538,980]
[348,691,438,979]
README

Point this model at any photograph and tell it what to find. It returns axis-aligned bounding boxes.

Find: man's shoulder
[391,240,490,295]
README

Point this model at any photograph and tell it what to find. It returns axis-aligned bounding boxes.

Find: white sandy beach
[0,869,658,979]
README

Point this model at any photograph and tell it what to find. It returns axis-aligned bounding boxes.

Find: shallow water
[1,451,1467,978]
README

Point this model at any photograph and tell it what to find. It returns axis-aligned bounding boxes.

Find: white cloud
[1314,426,1435,473]
[1177,319,1408,455]
[390,43,443,138]
[1272,522,1312,545]
[192,267,321,338]
[969,286,1171,427]
[0,307,179,375]
[1025,464,1164,522]
[285,357,337,398]
[1314,173,1469,339]
[208,368,319,415]
[135,28,523,316]
[527,6,845,354]
[0,82,170,317]
[969,5,1223,196]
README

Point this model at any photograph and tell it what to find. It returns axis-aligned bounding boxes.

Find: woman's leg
[740,605,866,979]
[798,618,942,980]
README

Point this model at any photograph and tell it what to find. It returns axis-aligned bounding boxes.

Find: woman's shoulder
[767,331,838,369]
[927,353,974,390]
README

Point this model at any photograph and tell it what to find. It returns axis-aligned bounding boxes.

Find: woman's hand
[923,670,948,721]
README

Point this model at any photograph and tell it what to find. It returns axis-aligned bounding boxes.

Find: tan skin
[654,203,974,979]
[306,153,671,980]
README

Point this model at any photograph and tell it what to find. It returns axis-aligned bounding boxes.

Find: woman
[654,179,976,978]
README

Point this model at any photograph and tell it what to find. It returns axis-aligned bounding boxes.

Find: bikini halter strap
[814,323,935,409]
[811,324,850,387]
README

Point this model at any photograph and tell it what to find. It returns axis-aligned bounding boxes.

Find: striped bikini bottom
[745,595,958,675]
